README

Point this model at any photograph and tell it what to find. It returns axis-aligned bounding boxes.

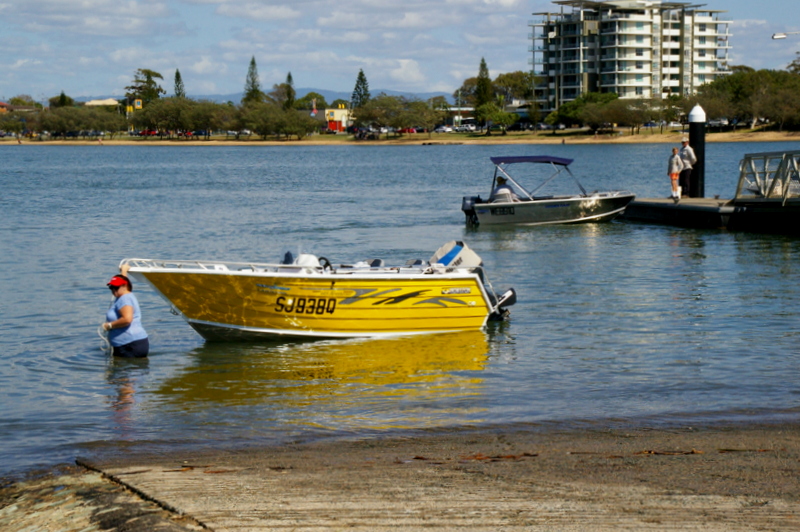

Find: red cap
[107,275,128,287]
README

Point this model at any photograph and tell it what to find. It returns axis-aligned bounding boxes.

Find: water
[2,141,800,476]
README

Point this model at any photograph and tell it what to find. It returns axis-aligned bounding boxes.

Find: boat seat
[366,259,384,267]
[490,192,516,203]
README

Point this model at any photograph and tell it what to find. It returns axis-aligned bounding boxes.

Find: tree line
[0,56,535,139]
[543,54,800,133]
[3,53,798,139]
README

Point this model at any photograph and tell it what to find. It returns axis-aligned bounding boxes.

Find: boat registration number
[490,207,515,216]
[275,296,337,315]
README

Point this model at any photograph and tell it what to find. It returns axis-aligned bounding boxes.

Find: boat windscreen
[490,156,573,167]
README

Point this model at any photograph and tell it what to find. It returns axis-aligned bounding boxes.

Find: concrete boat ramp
[44,425,800,531]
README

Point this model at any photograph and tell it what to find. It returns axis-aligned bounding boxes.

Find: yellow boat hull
[134,269,494,339]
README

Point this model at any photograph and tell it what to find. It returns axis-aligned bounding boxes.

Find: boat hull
[132,269,495,340]
[471,193,635,226]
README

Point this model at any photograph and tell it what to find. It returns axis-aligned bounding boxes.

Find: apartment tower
[530,0,731,113]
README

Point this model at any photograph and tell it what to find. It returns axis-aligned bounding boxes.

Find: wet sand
[3,422,799,530]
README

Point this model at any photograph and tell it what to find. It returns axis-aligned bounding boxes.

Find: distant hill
[75,88,454,106]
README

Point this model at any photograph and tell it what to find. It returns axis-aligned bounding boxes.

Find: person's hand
[120,263,130,276]
[103,322,112,331]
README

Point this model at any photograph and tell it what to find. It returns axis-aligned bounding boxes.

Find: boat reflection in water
[152,330,491,432]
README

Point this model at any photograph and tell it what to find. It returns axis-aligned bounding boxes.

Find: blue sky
[0,0,797,102]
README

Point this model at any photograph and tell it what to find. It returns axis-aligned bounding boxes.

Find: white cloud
[389,59,425,85]
[217,3,300,20]
[190,56,222,75]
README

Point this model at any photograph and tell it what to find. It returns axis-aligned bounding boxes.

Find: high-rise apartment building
[530,0,731,113]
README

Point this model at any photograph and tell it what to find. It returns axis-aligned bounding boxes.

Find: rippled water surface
[2,141,800,475]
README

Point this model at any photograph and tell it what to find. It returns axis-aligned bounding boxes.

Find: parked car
[536,123,553,130]
[507,122,531,131]
[708,118,729,127]
[434,125,453,133]
[398,127,417,134]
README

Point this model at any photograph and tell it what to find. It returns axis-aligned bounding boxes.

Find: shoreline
[2,129,799,147]
[3,419,799,530]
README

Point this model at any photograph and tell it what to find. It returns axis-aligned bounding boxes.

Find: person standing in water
[103,267,149,358]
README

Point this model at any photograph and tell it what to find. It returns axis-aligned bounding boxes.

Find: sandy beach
[2,129,799,147]
[2,422,798,531]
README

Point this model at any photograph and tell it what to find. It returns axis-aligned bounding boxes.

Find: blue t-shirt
[106,293,148,346]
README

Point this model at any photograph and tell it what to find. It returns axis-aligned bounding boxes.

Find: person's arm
[105,304,134,330]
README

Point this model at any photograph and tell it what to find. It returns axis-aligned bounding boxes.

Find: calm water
[2,140,800,476]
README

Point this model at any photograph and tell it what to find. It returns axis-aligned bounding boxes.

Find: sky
[0,0,798,103]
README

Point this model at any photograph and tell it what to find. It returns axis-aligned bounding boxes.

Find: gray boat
[461,156,635,226]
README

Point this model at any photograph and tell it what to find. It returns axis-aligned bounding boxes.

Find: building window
[637,21,644,30]
[699,23,707,32]
[636,87,644,96]
[698,50,706,57]
[699,36,706,45]
[636,35,644,44]
[636,48,644,57]
[698,74,706,83]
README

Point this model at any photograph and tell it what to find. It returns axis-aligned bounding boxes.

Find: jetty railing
[735,150,800,205]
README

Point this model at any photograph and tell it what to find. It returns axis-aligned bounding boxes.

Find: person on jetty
[668,147,684,202]
[679,137,697,198]
[103,266,149,358]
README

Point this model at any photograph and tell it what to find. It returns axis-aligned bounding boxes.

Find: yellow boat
[123,241,516,340]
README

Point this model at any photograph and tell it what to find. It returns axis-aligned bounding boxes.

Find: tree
[494,71,535,101]
[789,53,800,76]
[125,69,166,105]
[242,56,264,105]
[49,91,75,108]
[354,93,396,130]
[475,102,516,135]
[475,58,494,109]
[274,109,321,140]
[453,77,478,107]
[8,95,41,108]
[190,101,226,140]
[551,92,618,127]
[284,72,295,110]
[351,69,371,109]
[295,92,328,111]
[407,99,445,137]
[269,72,296,110]
[174,69,186,98]
[0,112,26,135]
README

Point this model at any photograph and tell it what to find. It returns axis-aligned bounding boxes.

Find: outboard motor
[430,240,483,270]
[489,287,517,321]
[461,196,481,226]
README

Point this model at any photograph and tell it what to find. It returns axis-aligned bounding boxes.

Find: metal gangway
[735,150,800,205]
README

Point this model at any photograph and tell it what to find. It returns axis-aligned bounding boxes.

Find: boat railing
[735,150,800,204]
[121,258,483,277]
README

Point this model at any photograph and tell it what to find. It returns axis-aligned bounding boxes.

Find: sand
[2,422,799,531]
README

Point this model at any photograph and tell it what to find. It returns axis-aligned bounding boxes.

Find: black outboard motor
[461,196,482,226]
[489,287,517,321]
